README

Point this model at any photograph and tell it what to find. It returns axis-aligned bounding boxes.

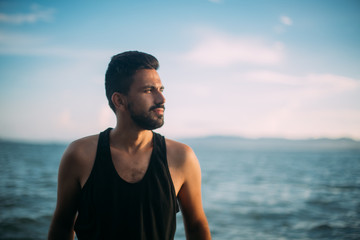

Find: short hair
[105,51,159,112]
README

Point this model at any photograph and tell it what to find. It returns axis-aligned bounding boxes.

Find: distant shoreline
[181,136,360,151]
[1,135,360,151]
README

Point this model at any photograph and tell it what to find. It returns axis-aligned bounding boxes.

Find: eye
[144,88,152,93]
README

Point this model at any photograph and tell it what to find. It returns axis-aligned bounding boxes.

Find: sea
[0,136,359,240]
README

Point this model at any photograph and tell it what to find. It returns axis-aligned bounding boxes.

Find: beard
[128,102,165,130]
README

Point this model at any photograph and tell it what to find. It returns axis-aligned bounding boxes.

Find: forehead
[131,69,163,88]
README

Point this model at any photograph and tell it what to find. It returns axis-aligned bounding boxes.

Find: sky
[0,0,359,142]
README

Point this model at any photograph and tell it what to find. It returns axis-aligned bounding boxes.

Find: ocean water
[1,139,360,240]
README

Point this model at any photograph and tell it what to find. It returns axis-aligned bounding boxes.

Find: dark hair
[105,51,159,112]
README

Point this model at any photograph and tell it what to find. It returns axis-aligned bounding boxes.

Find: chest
[110,147,152,183]
[76,136,178,238]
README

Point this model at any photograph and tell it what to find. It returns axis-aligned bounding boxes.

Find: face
[126,69,166,130]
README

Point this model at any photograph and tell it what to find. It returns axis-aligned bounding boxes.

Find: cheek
[129,98,151,111]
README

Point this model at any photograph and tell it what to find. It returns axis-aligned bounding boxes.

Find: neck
[109,121,153,153]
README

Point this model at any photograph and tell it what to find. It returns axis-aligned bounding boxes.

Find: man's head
[105,51,165,130]
[105,51,159,112]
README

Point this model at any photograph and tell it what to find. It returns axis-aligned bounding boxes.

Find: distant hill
[180,136,360,151]
[1,135,360,152]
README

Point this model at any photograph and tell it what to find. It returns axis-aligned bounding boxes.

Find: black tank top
[74,128,178,240]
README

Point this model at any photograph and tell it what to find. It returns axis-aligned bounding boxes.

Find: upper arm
[177,147,204,223]
[168,142,211,239]
[48,142,83,239]
[56,143,82,220]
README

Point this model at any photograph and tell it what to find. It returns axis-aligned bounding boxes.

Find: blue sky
[0,0,359,141]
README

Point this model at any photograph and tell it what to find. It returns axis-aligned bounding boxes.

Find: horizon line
[1,134,359,145]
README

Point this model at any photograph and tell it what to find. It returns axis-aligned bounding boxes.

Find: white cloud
[234,71,360,138]
[0,31,113,59]
[57,110,73,128]
[99,105,116,129]
[0,31,49,46]
[280,16,293,26]
[183,30,285,67]
[160,64,360,139]
[256,108,360,139]
[0,45,112,59]
[0,4,54,24]
[274,15,293,33]
[244,71,359,96]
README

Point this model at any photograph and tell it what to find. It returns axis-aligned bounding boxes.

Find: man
[48,51,211,239]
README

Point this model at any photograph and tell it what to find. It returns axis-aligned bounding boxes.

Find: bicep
[166,140,211,238]
[177,149,207,228]
[56,151,81,220]
[49,146,81,237]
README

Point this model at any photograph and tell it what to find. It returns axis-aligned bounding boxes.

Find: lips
[150,105,165,111]
[152,108,164,115]
[150,105,165,117]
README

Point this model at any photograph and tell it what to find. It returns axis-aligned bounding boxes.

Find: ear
[111,92,127,111]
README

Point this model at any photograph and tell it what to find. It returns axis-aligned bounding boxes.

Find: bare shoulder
[65,134,99,160]
[60,134,99,187]
[165,139,211,240]
[165,138,197,167]
[165,138,199,195]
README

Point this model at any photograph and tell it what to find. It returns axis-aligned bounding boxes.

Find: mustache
[149,104,165,111]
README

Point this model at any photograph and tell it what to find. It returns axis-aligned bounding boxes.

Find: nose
[155,90,166,105]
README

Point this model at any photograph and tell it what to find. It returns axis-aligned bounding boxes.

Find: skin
[48,69,211,239]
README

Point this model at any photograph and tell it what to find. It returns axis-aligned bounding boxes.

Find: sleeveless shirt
[74,128,178,240]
